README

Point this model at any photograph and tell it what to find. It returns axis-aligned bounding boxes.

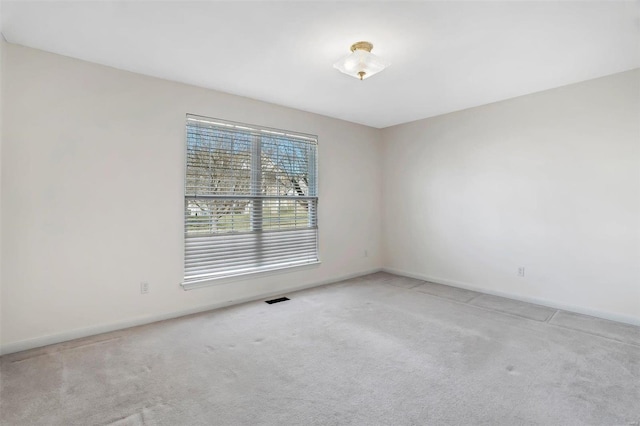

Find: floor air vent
[265,297,290,304]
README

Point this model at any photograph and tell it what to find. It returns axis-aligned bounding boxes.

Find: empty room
[0,1,639,425]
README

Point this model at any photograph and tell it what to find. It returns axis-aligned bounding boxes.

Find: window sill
[181,260,322,290]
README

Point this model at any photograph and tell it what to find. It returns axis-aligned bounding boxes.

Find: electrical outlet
[364,250,368,258]
[518,267,525,277]
[140,282,149,294]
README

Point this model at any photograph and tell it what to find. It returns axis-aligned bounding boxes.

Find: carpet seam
[464,293,482,304]
[390,279,640,349]
[406,283,560,324]
[546,309,560,323]
[544,323,640,349]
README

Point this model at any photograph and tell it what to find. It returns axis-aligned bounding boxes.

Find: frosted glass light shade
[333,48,390,80]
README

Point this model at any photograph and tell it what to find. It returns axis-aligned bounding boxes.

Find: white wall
[0,36,4,351]
[1,44,383,353]
[2,42,638,355]
[382,69,640,324]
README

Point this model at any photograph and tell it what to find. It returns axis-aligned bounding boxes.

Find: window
[183,114,319,285]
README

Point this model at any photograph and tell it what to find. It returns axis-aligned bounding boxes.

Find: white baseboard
[0,268,382,356]
[382,267,640,327]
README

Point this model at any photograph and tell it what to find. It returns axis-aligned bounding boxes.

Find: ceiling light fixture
[333,41,390,81]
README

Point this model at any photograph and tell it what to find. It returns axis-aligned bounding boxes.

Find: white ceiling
[2,1,639,128]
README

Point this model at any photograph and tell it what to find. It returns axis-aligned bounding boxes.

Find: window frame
[181,114,320,289]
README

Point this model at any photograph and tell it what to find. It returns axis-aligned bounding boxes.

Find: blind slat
[186,242,318,261]
[186,248,318,271]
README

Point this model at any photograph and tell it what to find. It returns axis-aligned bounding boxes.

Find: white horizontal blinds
[185,115,318,281]
[185,229,318,277]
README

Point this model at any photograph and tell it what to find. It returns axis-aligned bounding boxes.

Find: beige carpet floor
[1,272,639,425]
